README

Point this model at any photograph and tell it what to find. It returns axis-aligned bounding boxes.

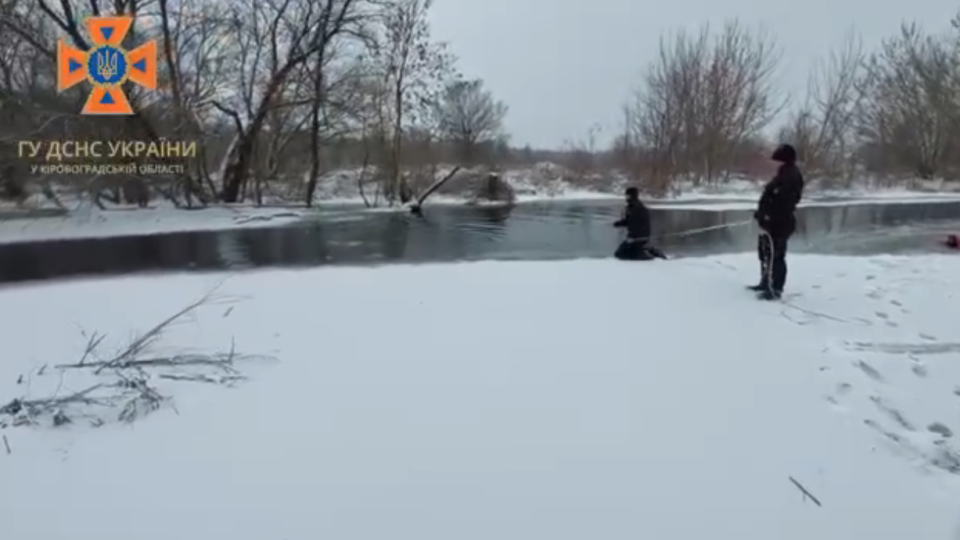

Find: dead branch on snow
[0,289,274,429]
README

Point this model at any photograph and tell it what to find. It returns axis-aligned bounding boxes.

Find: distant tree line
[612,17,960,194]
[1,1,958,208]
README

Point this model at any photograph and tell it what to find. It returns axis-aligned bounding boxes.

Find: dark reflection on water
[0,200,958,283]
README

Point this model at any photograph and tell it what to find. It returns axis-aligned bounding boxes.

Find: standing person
[613,187,666,260]
[749,144,804,300]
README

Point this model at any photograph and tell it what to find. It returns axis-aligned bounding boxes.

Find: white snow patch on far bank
[0,205,313,244]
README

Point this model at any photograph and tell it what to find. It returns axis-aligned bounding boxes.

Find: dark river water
[0,200,958,284]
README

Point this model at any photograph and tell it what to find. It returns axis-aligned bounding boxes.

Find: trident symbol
[96,50,118,80]
[58,16,158,114]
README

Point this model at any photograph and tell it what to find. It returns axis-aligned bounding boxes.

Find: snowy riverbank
[314,172,960,207]
[1,184,960,245]
[1,254,959,539]
[0,205,313,244]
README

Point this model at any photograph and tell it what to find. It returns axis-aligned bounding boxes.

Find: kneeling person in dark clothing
[750,143,804,300]
[614,187,667,260]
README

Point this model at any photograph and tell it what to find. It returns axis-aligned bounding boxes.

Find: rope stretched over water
[648,217,890,324]
[655,219,754,240]
[621,219,753,246]
[631,216,867,322]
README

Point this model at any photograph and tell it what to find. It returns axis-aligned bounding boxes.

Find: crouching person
[613,187,667,260]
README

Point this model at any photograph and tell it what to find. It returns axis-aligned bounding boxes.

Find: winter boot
[756,288,782,301]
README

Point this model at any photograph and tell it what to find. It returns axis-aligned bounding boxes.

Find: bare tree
[855,19,960,180]
[215,0,368,202]
[434,78,507,165]
[367,0,453,204]
[779,30,865,184]
[625,20,782,187]
[623,43,687,192]
[302,0,371,207]
[154,0,235,203]
[562,124,602,186]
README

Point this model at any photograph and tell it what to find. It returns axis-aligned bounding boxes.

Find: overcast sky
[429,0,958,149]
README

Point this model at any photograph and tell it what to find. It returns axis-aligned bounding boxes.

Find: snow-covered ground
[1,254,959,539]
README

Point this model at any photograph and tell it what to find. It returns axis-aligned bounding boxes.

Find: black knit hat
[771,144,797,164]
[625,186,639,198]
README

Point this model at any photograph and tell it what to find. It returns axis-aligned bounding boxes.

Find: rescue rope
[621,219,753,246]
[761,228,775,295]
[655,219,753,240]
[629,215,866,323]
[758,227,862,322]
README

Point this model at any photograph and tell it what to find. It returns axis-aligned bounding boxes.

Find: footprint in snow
[855,360,884,382]
[864,418,905,443]
[928,423,953,438]
[920,333,937,342]
[826,382,853,410]
[866,419,960,474]
[887,299,911,314]
[910,360,928,378]
[870,395,916,431]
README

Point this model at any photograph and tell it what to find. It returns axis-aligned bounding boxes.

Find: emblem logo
[57,16,157,115]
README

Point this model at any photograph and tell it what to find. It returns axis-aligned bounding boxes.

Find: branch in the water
[411,166,462,213]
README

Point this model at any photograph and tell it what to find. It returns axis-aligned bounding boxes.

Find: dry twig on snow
[788,476,823,507]
[0,288,273,428]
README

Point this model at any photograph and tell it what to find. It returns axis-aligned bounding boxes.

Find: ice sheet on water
[0,205,307,244]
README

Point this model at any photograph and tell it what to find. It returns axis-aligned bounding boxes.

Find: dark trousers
[757,232,789,291]
[615,240,666,261]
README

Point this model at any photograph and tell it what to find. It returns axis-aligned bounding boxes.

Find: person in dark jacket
[749,144,804,300]
[613,187,666,260]
[945,234,958,249]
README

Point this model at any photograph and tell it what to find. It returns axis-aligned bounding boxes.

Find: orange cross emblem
[57,16,157,115]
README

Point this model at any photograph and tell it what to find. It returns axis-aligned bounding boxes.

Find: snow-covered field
[1,254,959,539]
